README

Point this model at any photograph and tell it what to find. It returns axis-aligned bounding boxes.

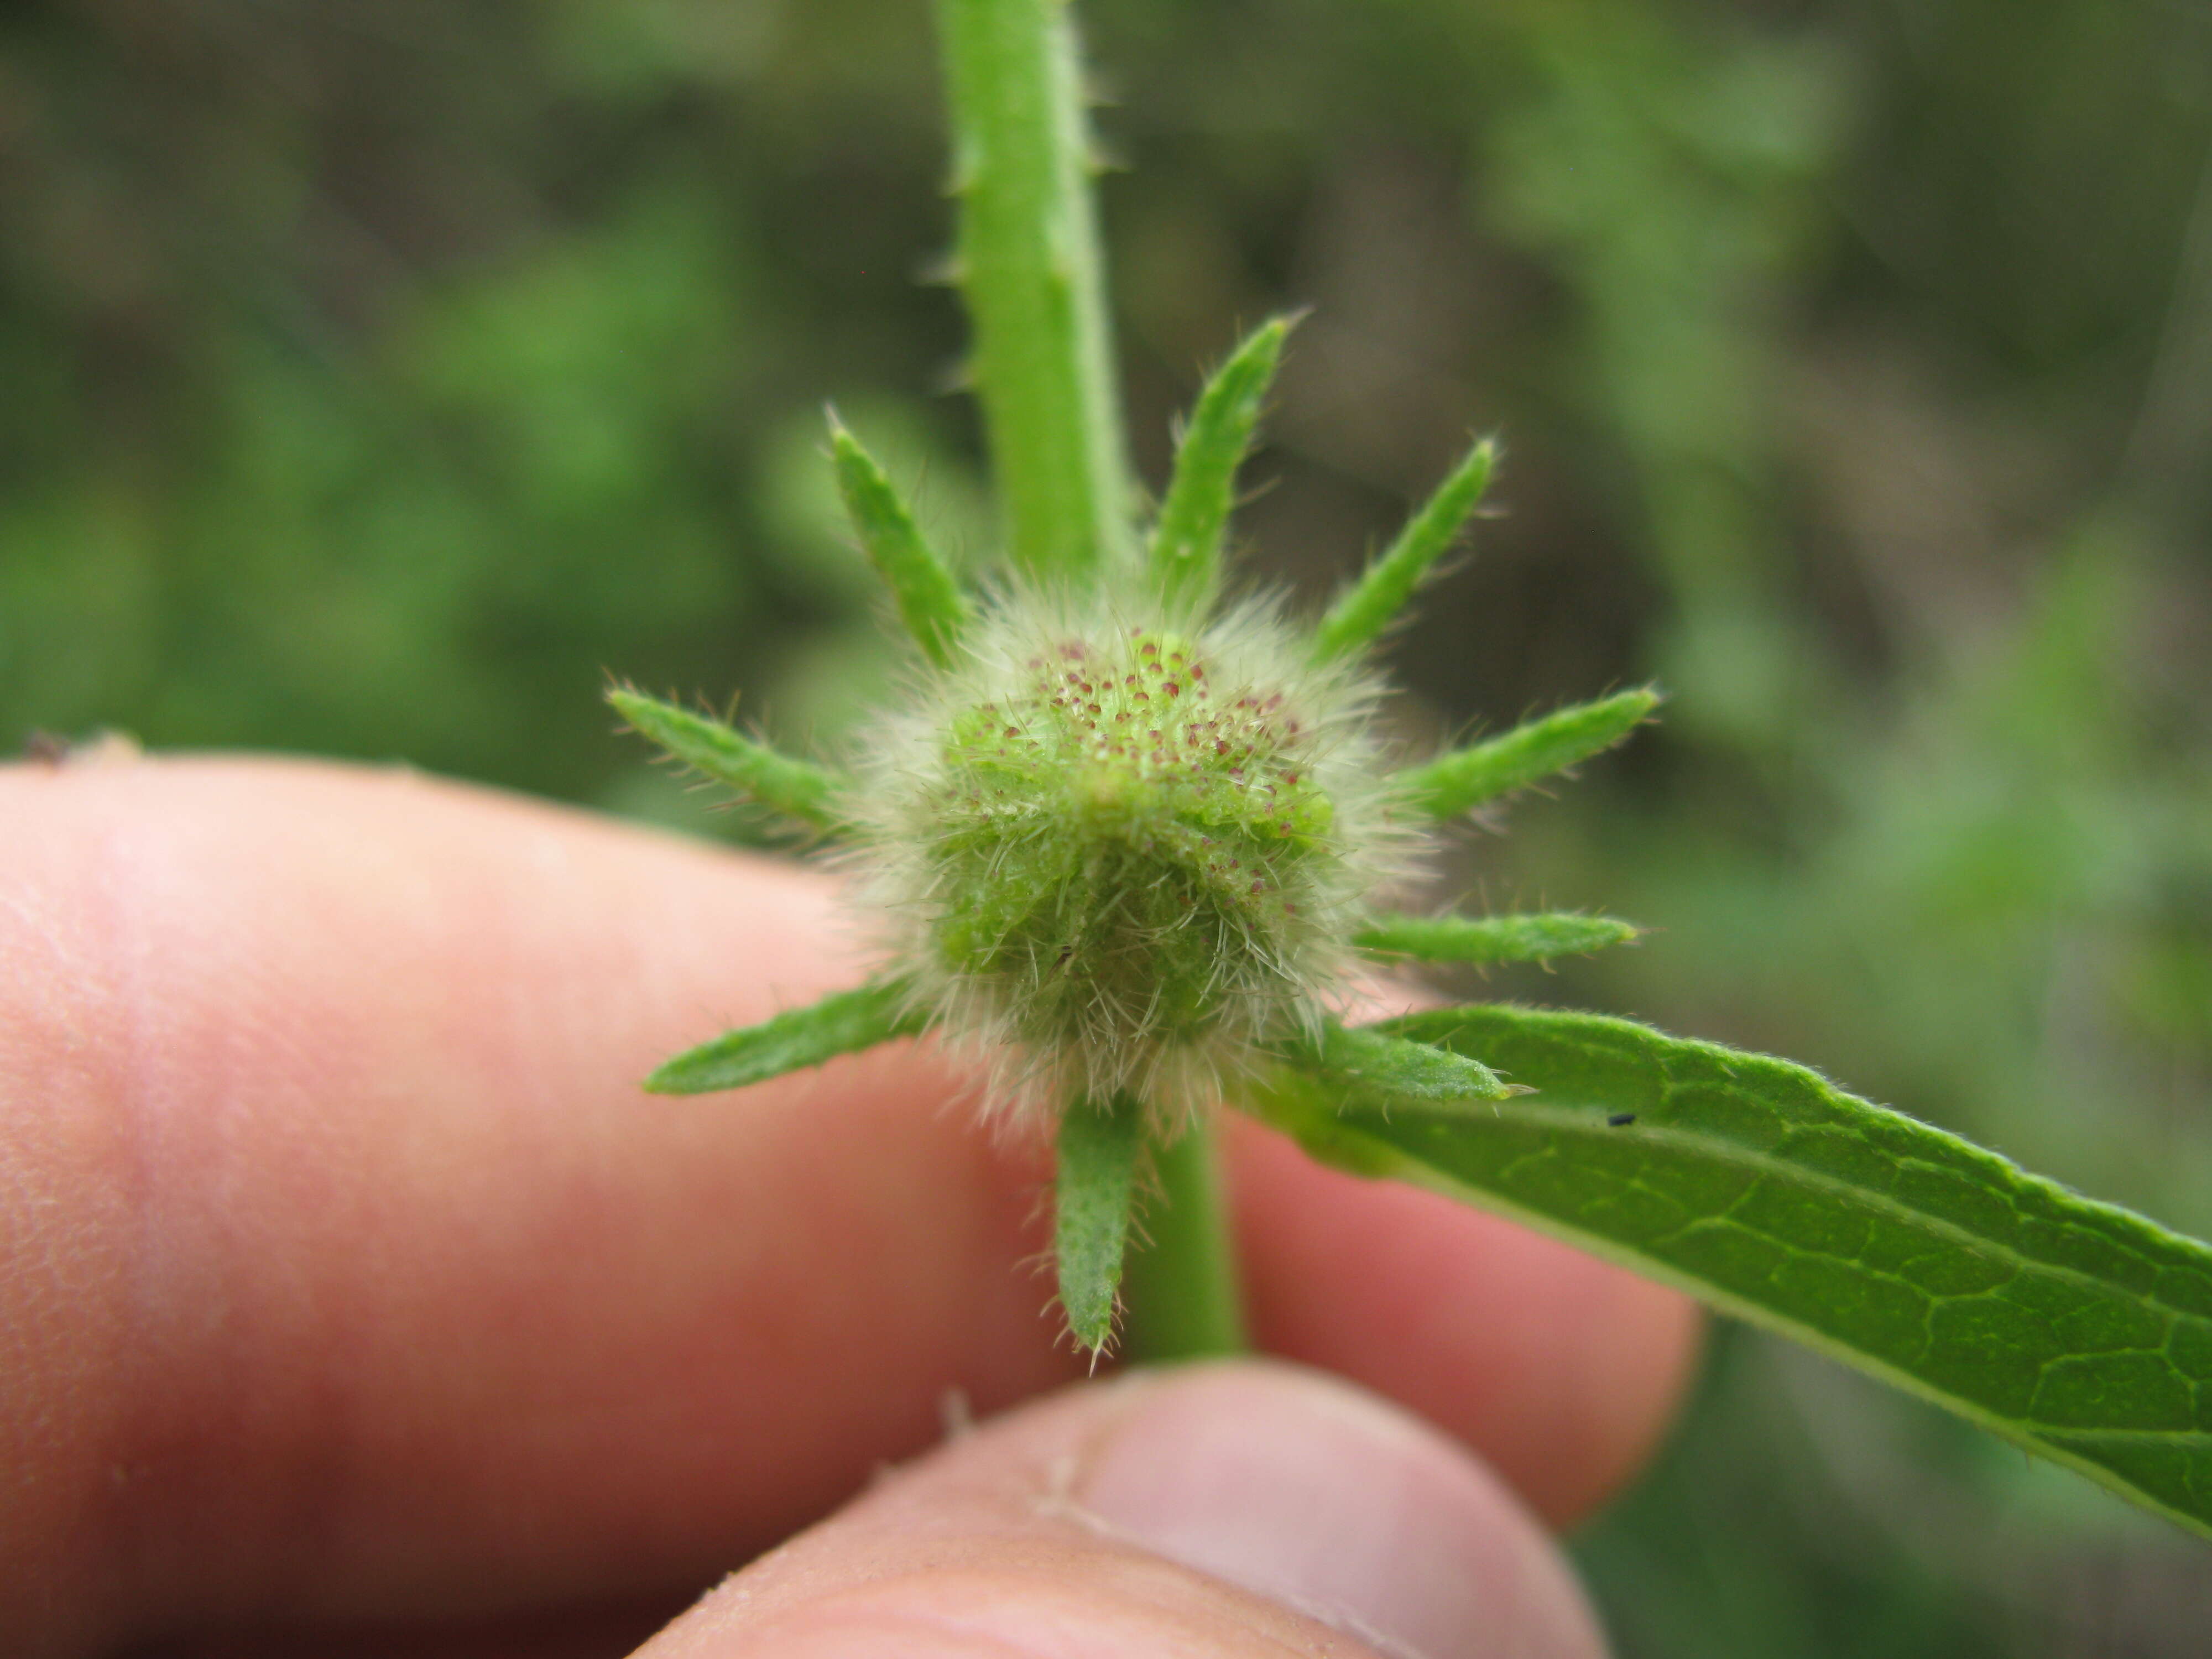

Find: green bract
[609,0,2212,1545]
[617,359,1638,1349]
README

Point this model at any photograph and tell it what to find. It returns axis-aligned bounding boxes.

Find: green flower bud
[849,592,1422,1133]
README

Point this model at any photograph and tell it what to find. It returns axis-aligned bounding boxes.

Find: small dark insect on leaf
[1607,1112,1637,1128]
[22,731,68,765]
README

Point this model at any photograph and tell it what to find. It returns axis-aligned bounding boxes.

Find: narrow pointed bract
[1397,687,1658,821]
[645,979,925,1095]
[1279,1016,1513,1106]
[1055,1091,1146,1354]
[1148,316,1292,614]
[610,687,853,836]
[1355,910,1641,966]
[829,416,974,669]
[1309,438,1498,664]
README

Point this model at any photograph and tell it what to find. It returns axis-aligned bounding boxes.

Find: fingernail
[1079,1364,1606,1659]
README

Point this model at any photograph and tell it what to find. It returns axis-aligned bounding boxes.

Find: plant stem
[934,0,1133,585]
[1121,1117,1248,1361]
[935,0,1241,1360]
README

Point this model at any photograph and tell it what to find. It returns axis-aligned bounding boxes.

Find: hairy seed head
[847,589,1422,1133]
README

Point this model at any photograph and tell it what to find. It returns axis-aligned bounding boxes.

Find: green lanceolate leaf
[610,687,852,836]
[828,416,974,669]
[1148,316,1292,614]
[1241,1002,2212,1540]
[1396,688,1657,820]
[645,979,925,1095]
[1354,910,1641,966]
[1309,437,1497,664]
[1276,1016,1513,1107]
[1056,1090,1146,1354]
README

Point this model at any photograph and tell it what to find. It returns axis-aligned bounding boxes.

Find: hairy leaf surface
[1056,1091,1146,1354]
[610,687,852,835]
[1149,317,1289,613]
[1396,689,1656,818]
[1354,910,1639,965]
[830,416,973,668]
[645,979,923,1094]
[1240,1002,2212,1539]
[1310,438,1495,664]
[1276,1018,1512,1106]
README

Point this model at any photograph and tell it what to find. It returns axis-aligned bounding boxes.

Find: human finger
[1,755,1688,1654]
[638,1359,1610,1659]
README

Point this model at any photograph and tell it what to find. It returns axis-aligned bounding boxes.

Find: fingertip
[640,1361,1608,1659]
[0,755,1685,1653]
[0,758,1081,1645]
[1077,1364,1609,1659]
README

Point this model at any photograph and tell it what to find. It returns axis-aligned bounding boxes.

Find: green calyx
[914,617,1360,1113]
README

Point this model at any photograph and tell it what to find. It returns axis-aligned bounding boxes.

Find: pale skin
[1,757,1699,1657]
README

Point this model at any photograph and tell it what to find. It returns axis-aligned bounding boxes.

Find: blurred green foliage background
[5,0,2210,1649]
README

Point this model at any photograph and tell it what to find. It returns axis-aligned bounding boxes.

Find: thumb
[636,1359,1609,1659]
